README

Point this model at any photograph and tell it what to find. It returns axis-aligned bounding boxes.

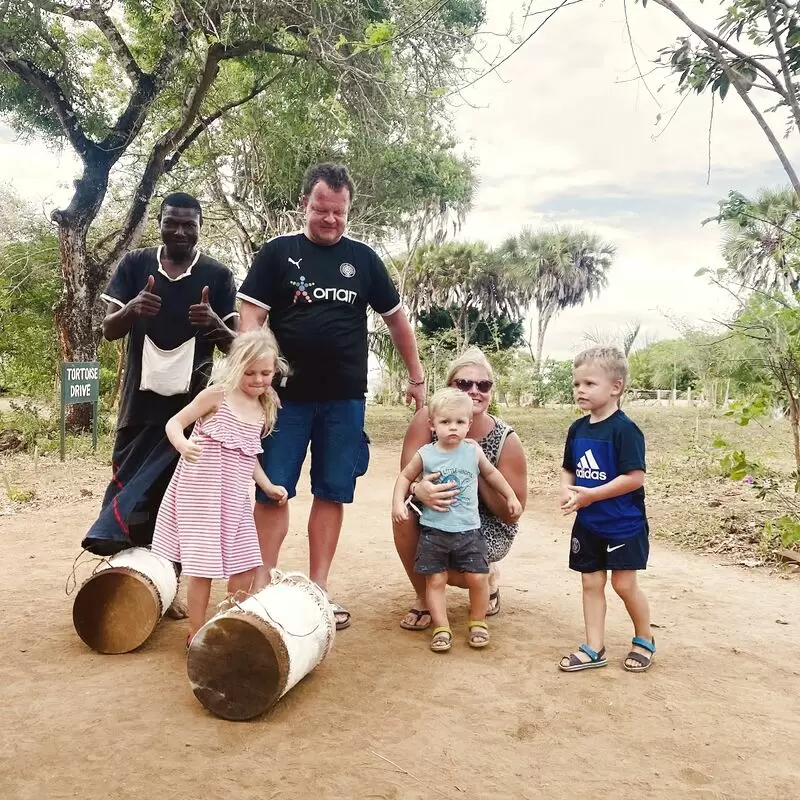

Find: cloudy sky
[2,0,799,358]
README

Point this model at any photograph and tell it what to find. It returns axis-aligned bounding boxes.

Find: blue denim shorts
[256,399,370,504]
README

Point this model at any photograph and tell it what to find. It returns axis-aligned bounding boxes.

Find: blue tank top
[418,440,480,533]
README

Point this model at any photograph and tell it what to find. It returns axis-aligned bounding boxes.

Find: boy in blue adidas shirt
[559,347,656,673]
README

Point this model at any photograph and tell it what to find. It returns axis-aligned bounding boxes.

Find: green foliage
[0,399,59,451]
[0,228,61,396]
[417,306,524,351]
[704,187,800,294]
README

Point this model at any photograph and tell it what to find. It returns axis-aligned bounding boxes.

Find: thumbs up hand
[128,273,161,317]
[189,285,218,328]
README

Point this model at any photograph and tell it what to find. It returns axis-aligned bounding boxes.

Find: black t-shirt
[102,247,237,428]
[237,233,401,401]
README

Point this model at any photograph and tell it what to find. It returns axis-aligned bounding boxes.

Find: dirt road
[1,447,798,799]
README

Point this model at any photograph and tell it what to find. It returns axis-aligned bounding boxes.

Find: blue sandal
[624,636,656,672]
[559,643,608,672]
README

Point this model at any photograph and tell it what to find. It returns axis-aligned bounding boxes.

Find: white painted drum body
[72,547,178,654]
[187,572,336,720]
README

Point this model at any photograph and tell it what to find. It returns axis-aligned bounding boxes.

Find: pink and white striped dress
[152,399,264,579]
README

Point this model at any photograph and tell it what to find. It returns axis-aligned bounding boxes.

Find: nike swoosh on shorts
[607,544,626,552]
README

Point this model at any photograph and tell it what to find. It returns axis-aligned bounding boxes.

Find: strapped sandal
[430,626,452,652]
[486,589,501,617]
[329,601,352,631]
[624,636,656,672]
[559,643,608,672]
[467,620,490,649]
[400,608,432,631]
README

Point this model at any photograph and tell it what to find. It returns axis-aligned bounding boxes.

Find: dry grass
[365,404,795,563]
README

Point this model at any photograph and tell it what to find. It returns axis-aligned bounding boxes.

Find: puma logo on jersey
[575,448,607,481]
[288,257,303,269]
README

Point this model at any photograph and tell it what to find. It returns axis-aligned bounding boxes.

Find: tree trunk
[53,158,111,430]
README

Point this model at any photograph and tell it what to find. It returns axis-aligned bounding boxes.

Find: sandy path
[0,446,798,799]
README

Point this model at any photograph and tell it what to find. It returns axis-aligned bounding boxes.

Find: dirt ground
[1,445,799,800]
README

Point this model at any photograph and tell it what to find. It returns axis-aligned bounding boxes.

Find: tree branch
[651,0,800,195]
[163,70,287,173]
[35,1,143,85]
[0,44,94,159]
[764,0,800,133]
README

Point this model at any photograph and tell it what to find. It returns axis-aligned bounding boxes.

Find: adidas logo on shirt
[575,448,607,481]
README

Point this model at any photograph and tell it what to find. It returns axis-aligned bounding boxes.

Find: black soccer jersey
[237,233,401,401]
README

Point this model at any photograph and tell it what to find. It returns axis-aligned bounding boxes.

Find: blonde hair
[211,329,288,434]
[428,387,473,420]
[573,346,628,387]
[445,346,494,386]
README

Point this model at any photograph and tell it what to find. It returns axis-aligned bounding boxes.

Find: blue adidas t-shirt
[562,410,647,540]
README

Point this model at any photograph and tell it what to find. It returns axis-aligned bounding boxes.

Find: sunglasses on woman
[452,378,493,393]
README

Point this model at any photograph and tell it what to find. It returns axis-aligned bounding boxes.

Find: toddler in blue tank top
[392,388,522,653]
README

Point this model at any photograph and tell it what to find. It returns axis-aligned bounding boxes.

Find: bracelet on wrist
[408,377,426,386]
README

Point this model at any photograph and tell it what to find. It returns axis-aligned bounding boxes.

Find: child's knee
[581,570,607,592]
[611,570,637,596]
[427,572,448,590]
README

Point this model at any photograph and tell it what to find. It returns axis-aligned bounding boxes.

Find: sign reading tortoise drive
[60,361,100,461]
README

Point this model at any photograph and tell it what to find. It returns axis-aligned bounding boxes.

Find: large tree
[0,0,487,424]
[501,227,614,371]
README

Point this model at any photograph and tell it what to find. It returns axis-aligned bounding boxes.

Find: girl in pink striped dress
[152,330,288,644]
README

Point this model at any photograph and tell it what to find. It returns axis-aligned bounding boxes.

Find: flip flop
[486,588,501,617]
[400,608,432,631]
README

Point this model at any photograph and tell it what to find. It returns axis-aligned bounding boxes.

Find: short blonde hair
[573,346,628,386]
[445,346,494,386]
[428,387,473,420]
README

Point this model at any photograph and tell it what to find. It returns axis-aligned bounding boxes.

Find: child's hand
[559,486,574,511]
[180,438,203,463]
[266,484,288,505]
[392,501,409,524]
[507,496,523,520]
[561,485,595,515]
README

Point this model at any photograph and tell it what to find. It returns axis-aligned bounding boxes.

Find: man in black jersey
[238,163,425,629]
[81,193,238,561]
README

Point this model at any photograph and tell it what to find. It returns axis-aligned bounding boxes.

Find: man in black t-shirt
[238,163,425,629]
[81,193,238,558]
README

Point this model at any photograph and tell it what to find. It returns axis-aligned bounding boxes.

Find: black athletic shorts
[569,519,649,572]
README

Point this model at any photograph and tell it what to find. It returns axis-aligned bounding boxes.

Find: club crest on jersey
[339,262,356,278]
[575,448,607,481]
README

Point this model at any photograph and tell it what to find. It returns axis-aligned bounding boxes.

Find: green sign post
[60,361,100,461]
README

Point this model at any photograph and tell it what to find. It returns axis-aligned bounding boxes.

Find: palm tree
[404,241,524,352]
[720,187,800,293]
[502,227,615,371]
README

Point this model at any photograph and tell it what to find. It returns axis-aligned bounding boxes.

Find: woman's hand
[414,472,459,512]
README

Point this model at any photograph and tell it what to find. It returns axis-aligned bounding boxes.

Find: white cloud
[447,0,800,357]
